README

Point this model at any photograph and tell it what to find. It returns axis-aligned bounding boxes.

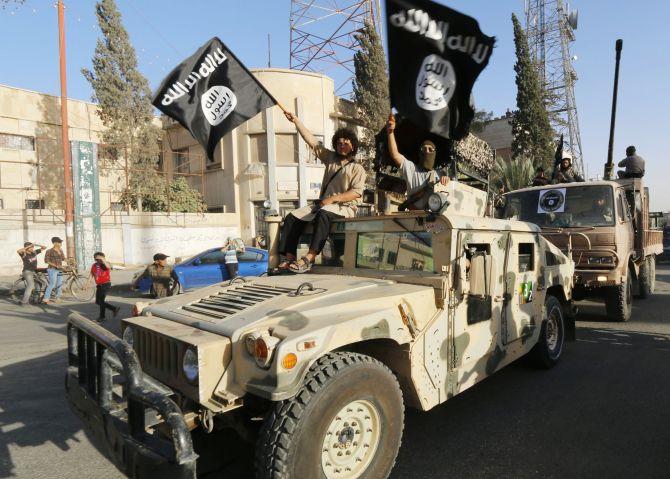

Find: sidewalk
[0,267,144,296]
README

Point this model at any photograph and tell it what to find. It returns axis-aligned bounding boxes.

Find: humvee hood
[141,274,437,339]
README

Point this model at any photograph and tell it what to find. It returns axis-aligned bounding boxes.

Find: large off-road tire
[255,352,404,479]
[642,255,656,295]
[605,272,633,322]
[530,295,565,369]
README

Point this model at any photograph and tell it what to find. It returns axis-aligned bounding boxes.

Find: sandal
[289,257,313,274]
[273,259,293,274]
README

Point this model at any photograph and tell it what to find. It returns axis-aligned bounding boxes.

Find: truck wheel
[255,352,404,479]
[531,295,565,368]
[637,257,652,299]
[605,273,633,322]
[649,256,656,294]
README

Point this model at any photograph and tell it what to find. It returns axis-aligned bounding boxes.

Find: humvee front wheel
[531,295,565,368]
[255,352,404,479]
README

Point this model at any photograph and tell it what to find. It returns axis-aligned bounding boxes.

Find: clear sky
[1,0,669,209]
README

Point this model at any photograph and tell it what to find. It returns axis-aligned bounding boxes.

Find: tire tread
[254,351,404,479]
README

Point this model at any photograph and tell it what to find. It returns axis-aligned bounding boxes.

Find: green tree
[120,177,206,213]
[510,13,554,170]
[470,109,494,134]
[352,22,389,172]
[83,0,204,212]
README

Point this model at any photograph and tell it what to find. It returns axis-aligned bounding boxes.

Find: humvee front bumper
[65,312,197,479]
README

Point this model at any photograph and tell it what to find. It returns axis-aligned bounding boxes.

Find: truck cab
[65,181,575,479]
[503,179,662,322]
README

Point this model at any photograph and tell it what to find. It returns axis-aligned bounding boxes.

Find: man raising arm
[278,111,366,273]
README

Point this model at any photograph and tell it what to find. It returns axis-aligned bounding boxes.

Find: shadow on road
[390,327,670,478]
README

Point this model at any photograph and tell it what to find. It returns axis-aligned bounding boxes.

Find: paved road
[1,267,670,478]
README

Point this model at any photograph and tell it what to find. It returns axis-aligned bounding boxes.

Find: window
[25,199,45,209]
[0,198,3,209]
[297,233,346,267]
[276,134,298,163]
[238,251,262,262]
[0,133,35,151]
[199,250,226,264]
[518,243,534,272]
[464,243,492,324]
[110,202,125,212]
[356,232,433,272]
[174,149,189,173]
[249,134,268,163]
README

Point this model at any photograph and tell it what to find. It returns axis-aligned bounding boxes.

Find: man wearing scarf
[386,114,449,209]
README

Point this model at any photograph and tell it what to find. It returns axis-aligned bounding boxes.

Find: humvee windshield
[504,185,615,228]
[296,226,435,272]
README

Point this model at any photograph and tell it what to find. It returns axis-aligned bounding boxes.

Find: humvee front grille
[179,284,294,320]
[134,328,181,378]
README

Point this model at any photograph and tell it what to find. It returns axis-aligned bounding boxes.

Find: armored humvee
[66,181,575,479]
[503,178,662,322]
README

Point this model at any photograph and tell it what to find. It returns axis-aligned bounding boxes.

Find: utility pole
[57,0,76,259]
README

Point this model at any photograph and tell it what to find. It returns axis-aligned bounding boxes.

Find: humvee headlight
[122,326,134,347]
[427,192,449,214]
[182,347,199,383]
[253,334,280,369]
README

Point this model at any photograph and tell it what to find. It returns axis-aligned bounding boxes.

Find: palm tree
[492,156,535,192]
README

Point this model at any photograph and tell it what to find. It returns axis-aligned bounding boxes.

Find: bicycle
[60,261,96,302]
[10,269,48,304]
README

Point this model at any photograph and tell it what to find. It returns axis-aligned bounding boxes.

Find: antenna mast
[289,0,382,97]
[525,0,584,176]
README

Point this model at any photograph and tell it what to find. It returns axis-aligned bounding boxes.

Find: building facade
[0,84,130,213]
[475,111,513,161]
[162,68,361,243]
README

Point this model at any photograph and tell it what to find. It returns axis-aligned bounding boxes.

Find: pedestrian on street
[89,252,119,322]
[139,253,179,298]
[42,236,66,304]
[278,111,366,273]
[16,241,47,305]
[223,237,245,278]
[617,145,645,179]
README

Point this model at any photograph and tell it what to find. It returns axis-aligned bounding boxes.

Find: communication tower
[289,0,382,96]
[525,0,584,176]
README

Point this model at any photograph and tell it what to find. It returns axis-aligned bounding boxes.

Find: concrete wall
[0,210,240,275]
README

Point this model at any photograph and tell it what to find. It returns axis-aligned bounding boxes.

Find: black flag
[386,0,495,140]
[153,37,276,160]
[554,134,564,168]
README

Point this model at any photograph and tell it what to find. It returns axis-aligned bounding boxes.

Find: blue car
[132,246,268,295]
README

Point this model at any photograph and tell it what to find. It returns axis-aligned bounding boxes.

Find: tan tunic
[291,143,367,221]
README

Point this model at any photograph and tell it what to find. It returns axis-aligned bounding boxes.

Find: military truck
[66,181,575,479]
[503,178,662,322]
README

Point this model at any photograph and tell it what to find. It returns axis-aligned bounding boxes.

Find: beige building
[0,84,130,213]
[1,69,362,254]
[163,68,361,242]
[476,111,513,161]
